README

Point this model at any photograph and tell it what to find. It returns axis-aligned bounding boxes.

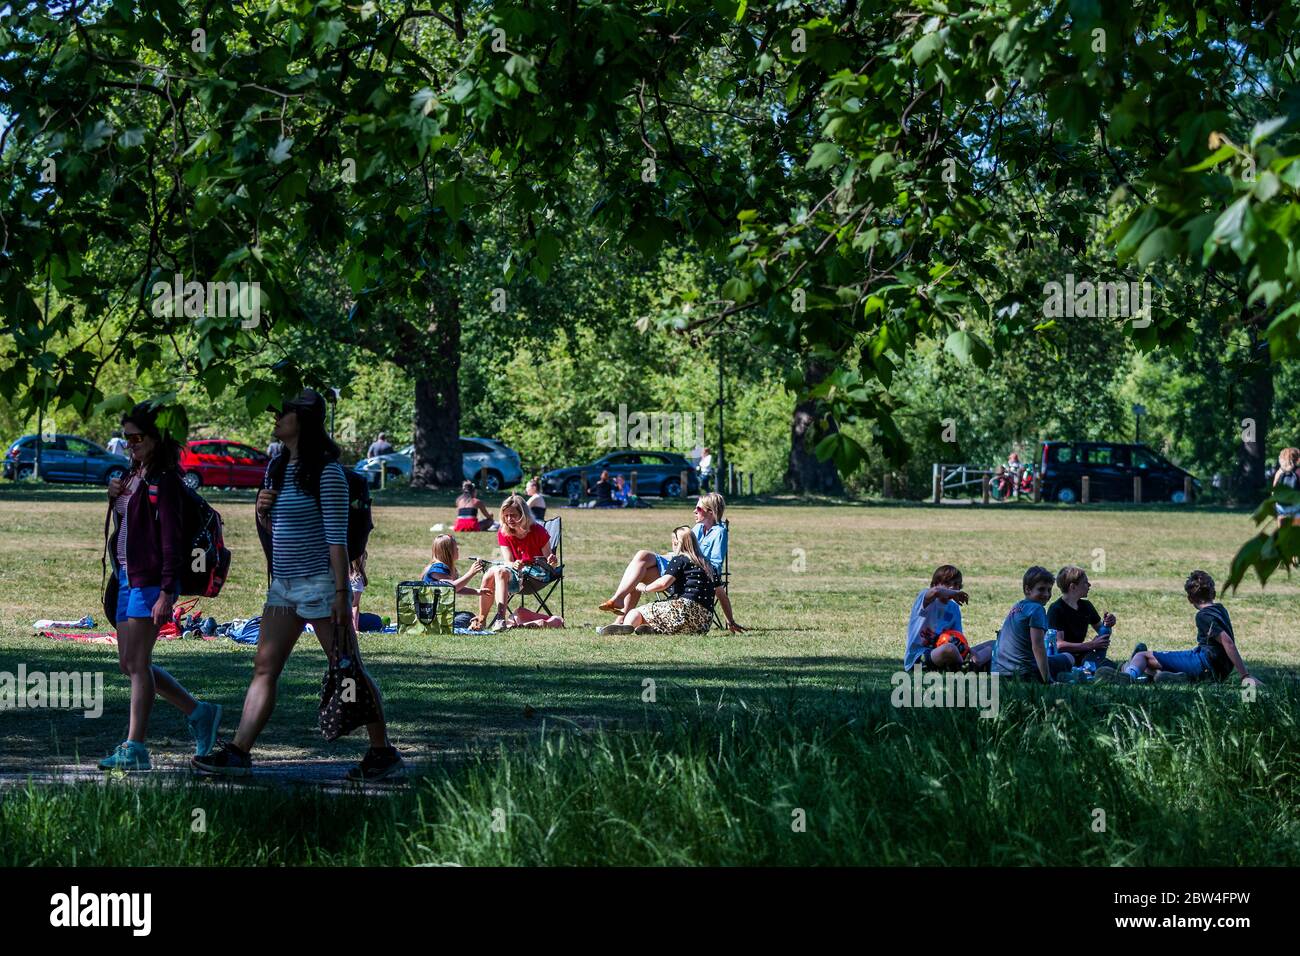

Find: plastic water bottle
[1044,627,1058,656]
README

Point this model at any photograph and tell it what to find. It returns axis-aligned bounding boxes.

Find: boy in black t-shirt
[1047,566,1117,670]
[1112,570,1261,686]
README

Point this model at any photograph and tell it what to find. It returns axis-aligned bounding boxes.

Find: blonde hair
[499,494,536,535]
[672,525,717,581]
[1279,448,1300,471]
[1056,565,1088,593]
[696,492,725,524]
[431,534,458,571]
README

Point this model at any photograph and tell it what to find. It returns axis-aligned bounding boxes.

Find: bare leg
[231,606,303,754]
[118,618,157,743]
[607,551,659,609]
[477,569,497,623]
[151,665,198,717]
[969,640,995,672]
[929,643,964,671]
[310,617,388,749]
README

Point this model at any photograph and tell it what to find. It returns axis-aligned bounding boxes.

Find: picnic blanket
[40,630,117,645]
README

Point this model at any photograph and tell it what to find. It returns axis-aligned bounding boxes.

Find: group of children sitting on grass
[906,563,1261,688]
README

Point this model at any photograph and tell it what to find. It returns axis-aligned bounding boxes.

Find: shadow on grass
[2,636,1292,772]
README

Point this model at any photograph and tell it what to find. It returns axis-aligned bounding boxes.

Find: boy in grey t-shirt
[993,566,1076,682]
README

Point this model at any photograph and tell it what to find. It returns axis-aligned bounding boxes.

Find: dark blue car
[540,450,701,500]
[4,434,130,485]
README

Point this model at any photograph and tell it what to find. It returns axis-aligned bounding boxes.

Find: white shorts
[265,571,337,620]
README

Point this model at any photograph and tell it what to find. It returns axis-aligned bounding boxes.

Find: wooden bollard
[883,473,893,499]
[1133,475,1142,504]
[1081,475,1090,504]
[982,474,990,504]
[748,473,753,496]
[630,470,637,496]
[933,468,944,504]
[680,470,689,498]
[1184,475,1193,503]
[1032,473,1041,502]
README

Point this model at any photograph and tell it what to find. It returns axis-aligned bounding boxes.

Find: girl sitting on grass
[349,552,368,634]
[422,534,487,595]
[597,526,717,635]
[453,481,495,532]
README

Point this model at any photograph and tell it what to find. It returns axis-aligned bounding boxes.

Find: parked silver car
[354,436,522,492]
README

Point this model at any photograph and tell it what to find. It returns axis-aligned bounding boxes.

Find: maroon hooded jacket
[107,469,184,594]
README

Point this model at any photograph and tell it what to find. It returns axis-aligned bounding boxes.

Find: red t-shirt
[499,524,550,562]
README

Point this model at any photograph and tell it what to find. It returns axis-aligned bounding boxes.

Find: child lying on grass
[1098,570,1261,687]
[904,564,994,672]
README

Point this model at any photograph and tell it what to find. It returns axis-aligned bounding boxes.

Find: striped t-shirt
[270,460,348,579]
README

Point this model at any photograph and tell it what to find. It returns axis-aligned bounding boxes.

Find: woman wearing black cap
[192,390,403,780]
[99,402,222,771]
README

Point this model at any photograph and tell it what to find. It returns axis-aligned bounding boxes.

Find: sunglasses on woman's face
[125,433,146,445]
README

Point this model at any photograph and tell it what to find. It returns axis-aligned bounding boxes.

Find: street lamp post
[1133,403,1147,444]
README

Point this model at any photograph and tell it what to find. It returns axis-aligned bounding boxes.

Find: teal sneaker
[99,740,151,772]
[187,701,222,757]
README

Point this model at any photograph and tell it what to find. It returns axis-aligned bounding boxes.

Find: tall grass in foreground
[4,684,1298,866]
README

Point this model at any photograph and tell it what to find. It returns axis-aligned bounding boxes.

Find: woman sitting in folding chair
[471,495,560,632]
[597,527,717,635]
[599,492,744,632]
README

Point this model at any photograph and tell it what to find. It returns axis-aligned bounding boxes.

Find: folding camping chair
[518,516,565,619]
[711,519,731,630]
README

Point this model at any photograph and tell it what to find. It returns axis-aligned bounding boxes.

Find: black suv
[1038,441,1198,503]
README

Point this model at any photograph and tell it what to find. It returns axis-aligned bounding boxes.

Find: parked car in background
[4,434,129,485]
[179,439,271,490]
[353,437,523,492]
[1038,440,1198,503]
[540,450,701,500]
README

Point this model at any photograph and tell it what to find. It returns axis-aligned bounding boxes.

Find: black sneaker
[347,746,405,782]
[191,741,253,777]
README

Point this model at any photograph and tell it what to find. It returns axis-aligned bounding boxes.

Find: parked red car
[180,440,270,490]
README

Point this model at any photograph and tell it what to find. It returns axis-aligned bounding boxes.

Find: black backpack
[147,473,232,597]
[258,456,373,573]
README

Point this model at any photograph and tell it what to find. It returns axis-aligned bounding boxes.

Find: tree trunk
[407,292,462,489]
[786,358,846,495]
[1230,337,1273,504]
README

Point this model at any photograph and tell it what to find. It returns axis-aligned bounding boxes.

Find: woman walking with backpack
[192,390,403,781]
[99,403,221,771]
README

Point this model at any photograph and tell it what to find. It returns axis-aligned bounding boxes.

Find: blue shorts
[1152,646,1214,681]
[116,566,164,623]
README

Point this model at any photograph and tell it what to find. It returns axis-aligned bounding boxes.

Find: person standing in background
[368,433,394,459]
[266,438,283,458]
[105,430,128,458]
[697,447,714,493]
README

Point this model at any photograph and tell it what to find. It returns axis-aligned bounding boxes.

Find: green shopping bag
[395,581,453,635]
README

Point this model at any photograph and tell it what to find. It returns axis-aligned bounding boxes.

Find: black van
[1038,441,1198,503]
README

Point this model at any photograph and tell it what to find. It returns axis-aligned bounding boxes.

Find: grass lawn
[1,485,1298,865]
